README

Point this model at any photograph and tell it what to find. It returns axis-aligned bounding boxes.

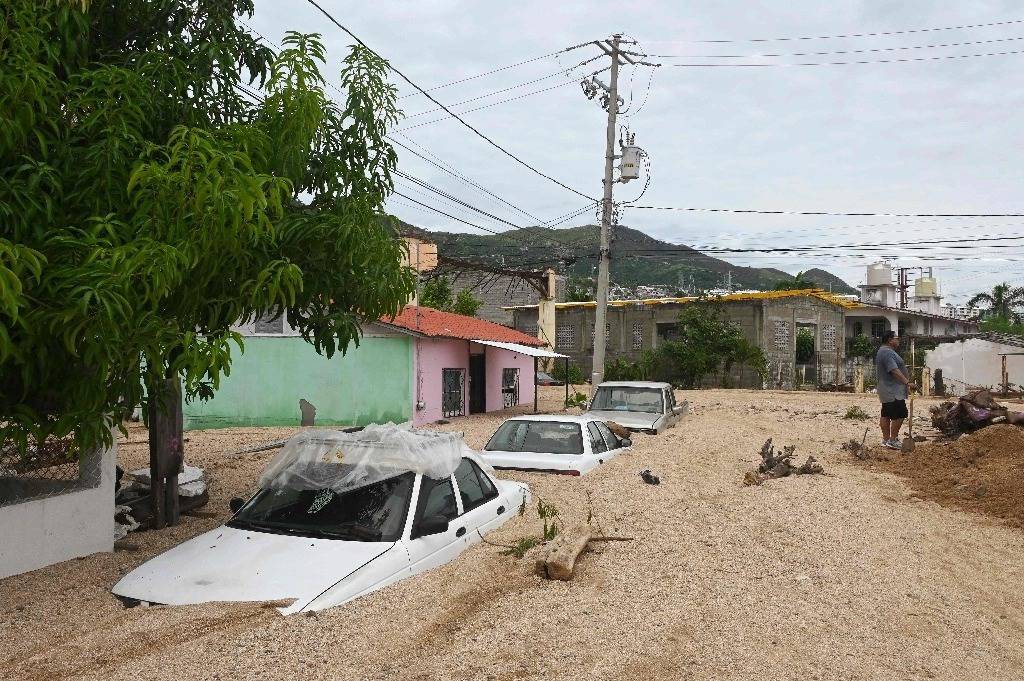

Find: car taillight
[559,470,581,476]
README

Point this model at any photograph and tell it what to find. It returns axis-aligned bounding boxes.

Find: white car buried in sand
[480,414,632,476]
[112,426,529,615]
[585,381,686,435]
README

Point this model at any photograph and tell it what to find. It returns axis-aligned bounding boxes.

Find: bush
[643,305,769,388]
[551,362,585,385]
[564,391,588,409]
[848,334,874,358]
[843,405,869,421]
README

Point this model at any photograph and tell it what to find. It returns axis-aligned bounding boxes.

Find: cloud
[251,0,1024,299]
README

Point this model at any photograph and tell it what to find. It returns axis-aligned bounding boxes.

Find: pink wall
[412,338,537,426]
[413,338,469,426]
[482,344,536,412]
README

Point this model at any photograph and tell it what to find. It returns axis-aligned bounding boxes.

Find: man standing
[875,330,915,449]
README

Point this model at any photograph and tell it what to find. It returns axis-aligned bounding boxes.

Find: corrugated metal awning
[471,339,567,359]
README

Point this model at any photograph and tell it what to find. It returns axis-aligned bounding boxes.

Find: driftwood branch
[745,439,825,486]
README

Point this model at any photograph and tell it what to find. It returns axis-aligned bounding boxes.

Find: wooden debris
[535,525,594,580]
[744,438,826,485]
[841,428,870,460]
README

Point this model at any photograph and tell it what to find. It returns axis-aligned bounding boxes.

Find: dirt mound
[861,424,1024,528]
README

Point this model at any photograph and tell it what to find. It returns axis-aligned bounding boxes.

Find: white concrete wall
[925,339,1024,396]
[0,442,116,579]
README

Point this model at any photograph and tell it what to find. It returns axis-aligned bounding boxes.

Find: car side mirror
[229,497,244,513]
[621,438,632,448]
[672,406,683,416]
[417,514,449,537]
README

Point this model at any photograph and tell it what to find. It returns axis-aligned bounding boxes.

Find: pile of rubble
[930,389,1024,436]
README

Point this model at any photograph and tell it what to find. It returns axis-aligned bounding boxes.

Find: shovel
[901,392,915,453]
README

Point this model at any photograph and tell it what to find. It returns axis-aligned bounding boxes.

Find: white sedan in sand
[479,414,632,476]
[585,381,686,435]
[113,433,528,615]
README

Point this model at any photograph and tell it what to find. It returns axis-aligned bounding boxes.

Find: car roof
[596,381,672,388]
[499,414,595,425]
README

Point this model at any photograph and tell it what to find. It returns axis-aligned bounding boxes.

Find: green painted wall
[184,335,412,430]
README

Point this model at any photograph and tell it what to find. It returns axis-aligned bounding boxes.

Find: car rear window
[484,421,584,455]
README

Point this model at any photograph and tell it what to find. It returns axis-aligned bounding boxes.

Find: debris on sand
[744,438,825,485]
[930,389,1024,436]
[858,424,1024,528]
[841,428,870,460]
[639,469,660,485]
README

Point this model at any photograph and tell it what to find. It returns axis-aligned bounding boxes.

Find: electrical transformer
[619,145,642,182]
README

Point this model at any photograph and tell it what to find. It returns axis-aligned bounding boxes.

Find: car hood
[585,410,661,430]
[112,525,394,614]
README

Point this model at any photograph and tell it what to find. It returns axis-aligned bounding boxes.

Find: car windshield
[484,421,584,455]
[228,472,414,542]
[591,386,664,414]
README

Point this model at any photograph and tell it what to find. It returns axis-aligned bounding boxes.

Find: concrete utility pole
[590,34,622,391]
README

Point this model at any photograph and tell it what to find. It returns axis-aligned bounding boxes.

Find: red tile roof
[380,306,545,346]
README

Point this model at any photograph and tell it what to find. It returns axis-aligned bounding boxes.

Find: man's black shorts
[881,399,908,419]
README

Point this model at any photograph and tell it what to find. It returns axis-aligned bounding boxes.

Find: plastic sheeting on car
[257,424,465,493]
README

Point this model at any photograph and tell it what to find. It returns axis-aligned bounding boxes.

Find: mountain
[396,219,857,296]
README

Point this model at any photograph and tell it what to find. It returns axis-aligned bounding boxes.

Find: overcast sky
[251,1,1024,302]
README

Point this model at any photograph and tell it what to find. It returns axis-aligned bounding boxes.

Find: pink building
[378,306,553,426]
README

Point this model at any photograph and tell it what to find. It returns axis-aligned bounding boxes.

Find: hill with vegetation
[396,220,857,295]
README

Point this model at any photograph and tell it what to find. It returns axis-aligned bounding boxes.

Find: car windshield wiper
[318,522,383,541]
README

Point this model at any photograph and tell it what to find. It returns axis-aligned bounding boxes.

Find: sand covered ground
[3,388,1024,681]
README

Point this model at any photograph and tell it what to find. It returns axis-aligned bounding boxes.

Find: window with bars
[441,369,465,418]
[631,321,643,350]
[773,320,790,350]
[501,368,520,408]
[556,325,575,349]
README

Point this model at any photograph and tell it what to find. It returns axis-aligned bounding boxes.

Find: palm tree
[967,283,1024,322]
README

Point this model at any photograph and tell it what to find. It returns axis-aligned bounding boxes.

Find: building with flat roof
[509,290,857,390]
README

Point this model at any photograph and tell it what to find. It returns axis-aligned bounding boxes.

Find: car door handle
[497,505,506,515]
[455,527,466,537]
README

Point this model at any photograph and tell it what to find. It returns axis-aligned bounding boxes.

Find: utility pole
[590,34,624,390]
[580,35,654,391]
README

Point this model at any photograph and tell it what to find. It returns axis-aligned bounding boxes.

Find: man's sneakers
[882,439,901,450]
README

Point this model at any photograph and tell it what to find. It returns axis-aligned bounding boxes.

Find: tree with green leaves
[611,304,767,388]
[795,328,816,363]
[419,276,482,317]
[1,1,414,524]
[773,270,817,291]
[968,283,1024,324]
[564,276,592,303]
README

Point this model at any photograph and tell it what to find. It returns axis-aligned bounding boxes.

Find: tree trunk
[148,374,183,529]
[535,526,594,580]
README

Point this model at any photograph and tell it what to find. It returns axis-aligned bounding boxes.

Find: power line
[397,44,592,99]
[303,0,597,202]
[650,18,1024,44]
[627,205,1024,218]
[237,20,596,243]
[663,47,1024,67]
[388,134,547,223]
[649,34,1024,58]
[401,55,602,120]
[394,68,608,132]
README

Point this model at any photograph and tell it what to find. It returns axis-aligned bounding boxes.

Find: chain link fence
[0,437,102,508]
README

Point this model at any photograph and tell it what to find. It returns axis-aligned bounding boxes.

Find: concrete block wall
[0,442,116,579]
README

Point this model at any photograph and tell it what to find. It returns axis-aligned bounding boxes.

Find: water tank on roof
[915,276,938,297]
[866,262,893,286]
